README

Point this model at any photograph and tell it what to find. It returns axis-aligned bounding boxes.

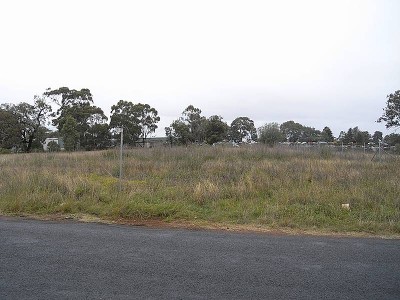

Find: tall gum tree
[61,115,79,151]
[110,101,160,146]
[205,115,229,145]
[44,87,107,150]
[166,105,206,145]
[134,103,160,145]
[230,117,257,143]
[110,100,141,145]
[182,105,206,143]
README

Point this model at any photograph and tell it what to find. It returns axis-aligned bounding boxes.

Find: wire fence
[274,142,399,161]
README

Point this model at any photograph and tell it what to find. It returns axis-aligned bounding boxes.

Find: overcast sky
[1,0,399,137]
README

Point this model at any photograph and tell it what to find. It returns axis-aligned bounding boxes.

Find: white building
[42,138,64,151]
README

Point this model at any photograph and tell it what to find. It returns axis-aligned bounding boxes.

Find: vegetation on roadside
[0,146,399,235]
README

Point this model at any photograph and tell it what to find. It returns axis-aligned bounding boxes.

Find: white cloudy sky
[0,0,399,137]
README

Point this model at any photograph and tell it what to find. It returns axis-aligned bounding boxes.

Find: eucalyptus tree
[280,121,304,142]
[182,105,207,143]
[1,96,52,152]
[166,105,206,145]
[205,115,229,145]
[165,120,191,145]
[230,117,257,143]
[378,90,400,128]
[134,103,160,145]
[44,87,108,150]
[258,122,285,146]
[0,107,21,150]
[110,100,140,145]
[110,100,159,146]
[61,115,79,151]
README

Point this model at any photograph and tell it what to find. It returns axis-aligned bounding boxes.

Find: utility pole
[116,127,124,192]
[378,139,382,161]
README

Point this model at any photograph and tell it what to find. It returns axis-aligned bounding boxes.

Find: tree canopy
[61,115,79,151]
[378,90,400,128]
[280,121,321,143]
[110,100,141,144]
[44,87,93,107]
[165,105,207,145]
[167,120,191,145]
[182,105,207,143]
[0,96,52,152]
[205,115,229,145]
[0,107,21,149]
[342,127,370,145]
[258,122,285,146]
[321,126,334,142]
[166,106,230,145]
[135,103,160,145]
[2,88,399,152]
[45,87,107,150]
[110,100,160,146]
[230,117,257,143]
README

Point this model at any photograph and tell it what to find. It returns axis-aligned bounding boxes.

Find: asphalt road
[0,217,399,300]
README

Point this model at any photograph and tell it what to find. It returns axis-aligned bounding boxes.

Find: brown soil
[2,213,399,239]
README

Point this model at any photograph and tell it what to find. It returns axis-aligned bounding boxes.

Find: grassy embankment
[0,146,399,235]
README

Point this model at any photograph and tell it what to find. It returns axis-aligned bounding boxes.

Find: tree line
[1,87,399,152]
[0,87,160,152]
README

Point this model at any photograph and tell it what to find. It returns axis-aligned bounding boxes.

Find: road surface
[0,217,399,299]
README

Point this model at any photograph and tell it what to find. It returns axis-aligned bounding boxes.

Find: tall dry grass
[0,145,399,234]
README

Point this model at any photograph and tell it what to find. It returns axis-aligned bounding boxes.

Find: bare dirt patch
[2,213,399,240]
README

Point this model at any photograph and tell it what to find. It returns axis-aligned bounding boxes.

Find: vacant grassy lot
[0,146,399,235]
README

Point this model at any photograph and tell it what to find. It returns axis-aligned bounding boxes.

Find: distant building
[42,138,64,151]
[144,137,167,148]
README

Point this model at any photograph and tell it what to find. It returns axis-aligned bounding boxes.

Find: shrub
[47,141,61,152]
